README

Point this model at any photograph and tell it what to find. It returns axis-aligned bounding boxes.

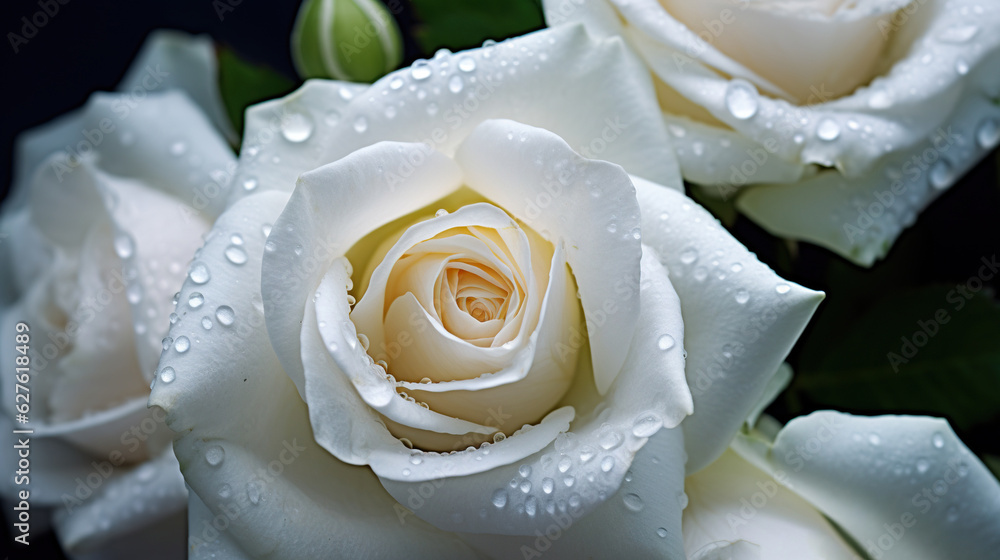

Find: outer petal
[228,24,679,208]
[633,177,824,473]
[683,449,858,560]
[733,411,1000,560]
[456,119,642,395]
[54,448,188,559]
[150,191,478,559]
[459,426,687,559]
[118,30,238,144]
[736,94,1000,265]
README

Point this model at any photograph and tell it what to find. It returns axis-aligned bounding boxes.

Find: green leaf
[409,0,545,55]
[218,48,297,138]
[789,284,1000,431]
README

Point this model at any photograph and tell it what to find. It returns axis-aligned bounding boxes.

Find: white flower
[543,0,1000,265]
[151,26,837,558]
[0,31,234,558]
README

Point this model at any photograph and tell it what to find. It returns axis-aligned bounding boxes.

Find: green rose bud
[291,0,403,83]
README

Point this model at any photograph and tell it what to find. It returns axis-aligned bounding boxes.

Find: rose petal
[457,426,687,558]
[683,449,858,560]
[736,94,1000,265]
[456,118,643,395]
[228,24,680,209]
[733,411,1000,559]
[632,176,824,473]
[150,191,479,559]
[118,30,238,144]
[54,448,188,558]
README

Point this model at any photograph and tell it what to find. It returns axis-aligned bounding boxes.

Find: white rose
[0,31,235,559]
[543,0,1000,265]
[151,25,835,558]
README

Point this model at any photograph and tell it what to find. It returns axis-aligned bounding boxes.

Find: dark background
[2,0,998,557]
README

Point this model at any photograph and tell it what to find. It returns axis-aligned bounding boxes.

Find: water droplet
[916,458,930,473]
[162,337,173,351]
[174,336,190,353]
[932,432,945,448]
[519,480,532,493]
[816,118,841,141]
[579,446,595,462]
[600,456,615,472]
[353,116,368,133]
[929,159,954,190]
[557,456,572,473]
[188,292,204,308]
[217,484,232,499]
[261,223,272,237]
[541,478,554,494]
[114,233,134,259]
[242,177,258,191]
[632,414,663,438]
[735,289,750,304]
[205,445,225,466]
[868,433,881,445]
[657,334,675,351]
[868,90,892,109]
[170,141,187,156]
[458,56,476,72]
[656,527,668,538]
[607,223,617,233]
[725,80,759,120]
[126,282,143,304]
[426,102,439,116]
[956,59,970,75]
[383,105,397,119]
[976,118,1000,149]
[189,262,211,284]
[225,245,248,265]
[491,489,507,508]
[324,109,341,126]
[281,112,314,143]
[945,505,959,522]
[677,491,689,508]
[411,61,432,80]
[216,305,236,326]
[518,465,532,478]
[525,496,538,516]
[247,481,262,505]
[599,429,622,451]
[448,75,464,93]
[563,475,575,487]
[680,247,698,264]
[623,493,644,512]
[775,283,791,294]
[389,77,404,90]
[493,432,507,443]
[159,366,175,384]
[201,316,213,330]
[169,312,178,324]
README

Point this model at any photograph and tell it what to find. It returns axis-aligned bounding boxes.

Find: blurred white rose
[543,0,1000,265]
[0,30,235,559]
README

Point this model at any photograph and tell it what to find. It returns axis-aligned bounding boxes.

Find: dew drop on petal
[448,75,464,93]
[225,245,248,265]
[491,489,507,508]
[600,456,615,472]
[776,283,791,294]
[353,116,368,133]
[411,61,432,80]
[159,366,175,384]
[242,177,258,192]
[816,118,841,141]
[725,80,759,120]
[188,292,204,308]
[976,118,1000,149]
[656,528,669,538]
[735,289,750,304]
[657,334,675,351]
[216,305,236,326]
[189,262,211,284]
[201,316,213,330]
[632,414,663,438]
[281,112,314,143]
[623,493,644,512]
[541,478,554,494]
[205,445,225,466]
[174,336,190,353]
[458,56,476,72]
[929,159,954,190]
[932,432,945,448]
[114,233,134,259]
